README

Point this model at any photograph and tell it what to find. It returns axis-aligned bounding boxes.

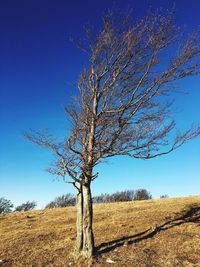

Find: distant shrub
[0,197,13,214]
[45,194,76,209]
[93,190,135,203]
[160,194,168,199]
[134,189,152,200]
[15,201,37,212]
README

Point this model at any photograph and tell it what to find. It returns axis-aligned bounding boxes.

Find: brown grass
[0,196,200,267]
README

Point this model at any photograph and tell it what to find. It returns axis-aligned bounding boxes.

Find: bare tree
[25,10,200,259]
[134,189,152,200]
[0,197,13,214]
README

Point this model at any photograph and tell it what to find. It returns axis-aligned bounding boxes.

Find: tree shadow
[95,205,200,256]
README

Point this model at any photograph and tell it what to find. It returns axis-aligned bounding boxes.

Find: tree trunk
[75,182,95,259]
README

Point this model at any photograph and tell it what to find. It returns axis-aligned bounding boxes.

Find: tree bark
[82,183,94,258]
[75,182,94,259]
[75,183,83,255]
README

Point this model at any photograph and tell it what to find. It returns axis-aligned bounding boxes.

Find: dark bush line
[15,201,37,212]
[45,189,152,209]
[0,197,13,214]
[93,189,152,204]
[134,189,152,201]
[160,194,168,198]
[45,194,76,209]
[93,190,135,203]
[0,189,154,212]
[0,198,37,214]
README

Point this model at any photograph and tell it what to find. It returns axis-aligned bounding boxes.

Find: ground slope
[0,196,200,267]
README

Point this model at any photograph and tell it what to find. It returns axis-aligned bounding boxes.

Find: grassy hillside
[0,196,200,266]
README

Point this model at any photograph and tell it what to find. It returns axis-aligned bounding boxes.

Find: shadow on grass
[96,205,200,255]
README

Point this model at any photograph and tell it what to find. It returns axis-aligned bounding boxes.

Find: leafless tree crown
[25,10,200,185]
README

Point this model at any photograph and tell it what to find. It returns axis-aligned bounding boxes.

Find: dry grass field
[0,196,200,267]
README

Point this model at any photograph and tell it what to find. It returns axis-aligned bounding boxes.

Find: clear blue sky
[0,0,200,208]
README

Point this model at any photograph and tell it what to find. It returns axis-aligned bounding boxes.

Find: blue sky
[0,0,200,208]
